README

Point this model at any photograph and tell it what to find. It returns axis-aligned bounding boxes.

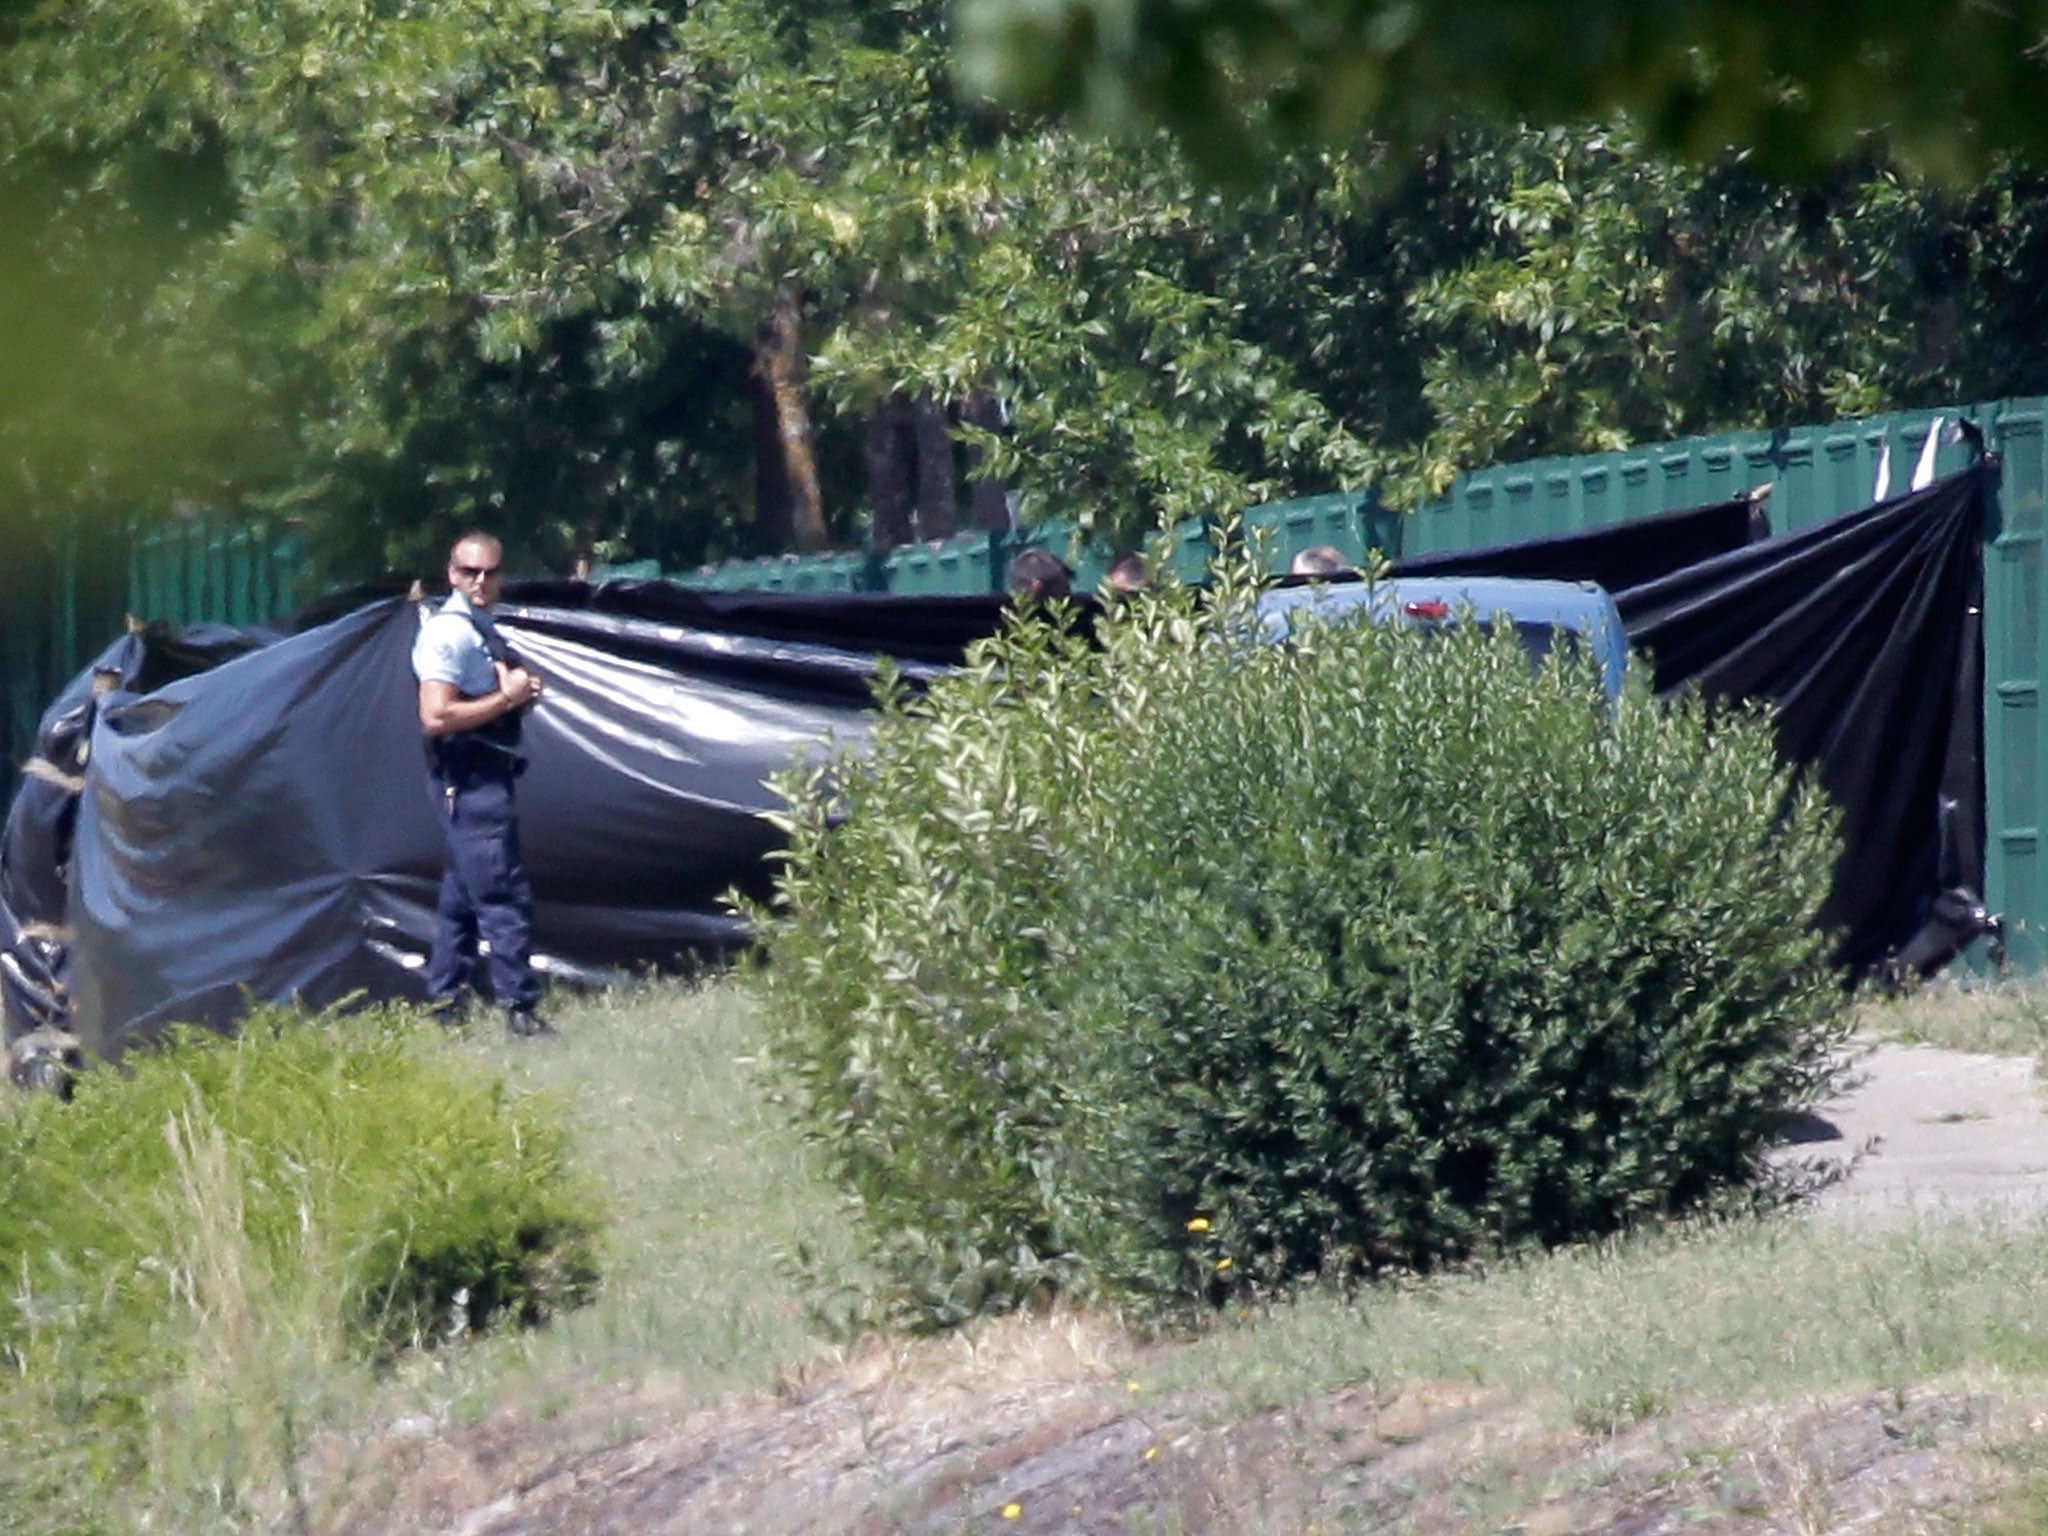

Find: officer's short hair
[449,530,504,565]
[1008,547,1074,602]
[1289,544,1349,577]
[1103,553,1152,593]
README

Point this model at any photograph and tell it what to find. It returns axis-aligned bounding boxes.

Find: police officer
[413,532,556,1038]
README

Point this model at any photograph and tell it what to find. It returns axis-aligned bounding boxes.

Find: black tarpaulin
[1392,493,1766,591]
[0,476,1992,1059]
[1615,469,1992,974]
[56,599,882,1057]
[1383,470,1991,972]
[0,623,273,1036]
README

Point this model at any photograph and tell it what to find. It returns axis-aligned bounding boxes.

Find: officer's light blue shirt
[412,591,501,698]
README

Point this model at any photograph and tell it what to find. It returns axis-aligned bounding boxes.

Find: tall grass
[1868,971,2048,1062]
[16,978,2048,1533]
[0,1005,604,1534]
[0,983,858,1534]
[377,980,861,1423]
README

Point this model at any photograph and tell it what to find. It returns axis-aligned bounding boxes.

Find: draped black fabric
[503,579,1021,667]
[1384,472,1992,972]
[1614,470,1992,974]
[0,623,271,1037]
[1392,494,1765,591]
[0,477,1992,1058]
[49,601,878,1057]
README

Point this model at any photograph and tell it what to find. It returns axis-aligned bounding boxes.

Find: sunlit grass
[20,975,2048,1533]
[411,978,859,1419]
[1154,1208,2048,1434]
[1865,970,2048,1063]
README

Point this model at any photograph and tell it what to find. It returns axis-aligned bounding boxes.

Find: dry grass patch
[1865,973,2048,1063]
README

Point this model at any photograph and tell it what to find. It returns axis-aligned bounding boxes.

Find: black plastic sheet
[1387,472,1992,973]
[55,600,884,1057]
[1392,493,1766,592]
[0,623,272,1036]
[1616,470,1993,974]
[0,475,1993,1058]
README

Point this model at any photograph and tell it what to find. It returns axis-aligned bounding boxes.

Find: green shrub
[755,569,1851,1326]
[0,1006,602,1456]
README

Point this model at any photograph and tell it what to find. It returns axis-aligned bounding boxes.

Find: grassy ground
[391,979,864,1417]
[21,974,2048,1531]
[406,978,2048,1516]
[1145,976,2048,1424]
[1159,1203,2048,1431]
[1866,971,2048,1063]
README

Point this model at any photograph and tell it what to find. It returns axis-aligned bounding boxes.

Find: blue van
[1256,576,1631,704]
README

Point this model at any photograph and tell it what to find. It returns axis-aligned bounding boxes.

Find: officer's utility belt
[427,717,525,784]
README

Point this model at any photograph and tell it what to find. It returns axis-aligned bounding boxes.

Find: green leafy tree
[956,0,2048,181]
[1390,124,2048,497]
[13,0,2048,580]
[1,0,1379,571]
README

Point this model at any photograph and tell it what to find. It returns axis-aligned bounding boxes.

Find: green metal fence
[0,517,304,808]
[5,403,2039,967]
[126,516,308,629]
[654,489,1401,595]
[2,525,125,811]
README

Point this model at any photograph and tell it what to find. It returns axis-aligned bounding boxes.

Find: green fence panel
[884,534,991,594]
[1979,401,2047,972]
[6,409,2039,968]
[668,492,1398,597]
[125,516,305,630]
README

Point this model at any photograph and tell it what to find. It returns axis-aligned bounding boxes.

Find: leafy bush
[0,1007,602,1454]
[756,567,1851,1325]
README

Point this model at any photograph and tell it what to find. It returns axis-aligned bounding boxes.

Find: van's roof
[1256,576,1630,701]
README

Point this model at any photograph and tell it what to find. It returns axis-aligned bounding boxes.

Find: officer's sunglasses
[452,562,502,580]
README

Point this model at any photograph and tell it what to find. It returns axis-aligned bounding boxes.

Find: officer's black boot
[506,1008,558,1041]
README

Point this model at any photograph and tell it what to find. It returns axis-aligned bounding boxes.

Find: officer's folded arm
[419,678,517,737]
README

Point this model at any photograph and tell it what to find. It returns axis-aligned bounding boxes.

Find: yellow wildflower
[1143,1444,1160,1461]
[1186,1217,1211,1233]
[1216,1256,1234,1273]
[1001,1502,1023,1520]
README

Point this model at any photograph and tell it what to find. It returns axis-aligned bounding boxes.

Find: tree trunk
[751,284,828,553]
[962,391,1012,533]
[913,392,958,540]
[864,391,916,548]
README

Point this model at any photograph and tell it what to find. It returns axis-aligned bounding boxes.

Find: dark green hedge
[756,569,1848,1326]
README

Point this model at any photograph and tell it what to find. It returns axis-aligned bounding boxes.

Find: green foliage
[14,0,2048,573]
[755,568,1850,1326]
[1398,126,2048,499]
[0,0,1375,564]
[751,627,1100,1324]
[956,0,2048,182]
[0,1007,601,1460]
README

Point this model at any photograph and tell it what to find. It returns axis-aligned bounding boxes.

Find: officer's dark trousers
[427,767,542,1010]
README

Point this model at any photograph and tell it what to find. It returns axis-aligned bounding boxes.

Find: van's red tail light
[1403,600,1451,619]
